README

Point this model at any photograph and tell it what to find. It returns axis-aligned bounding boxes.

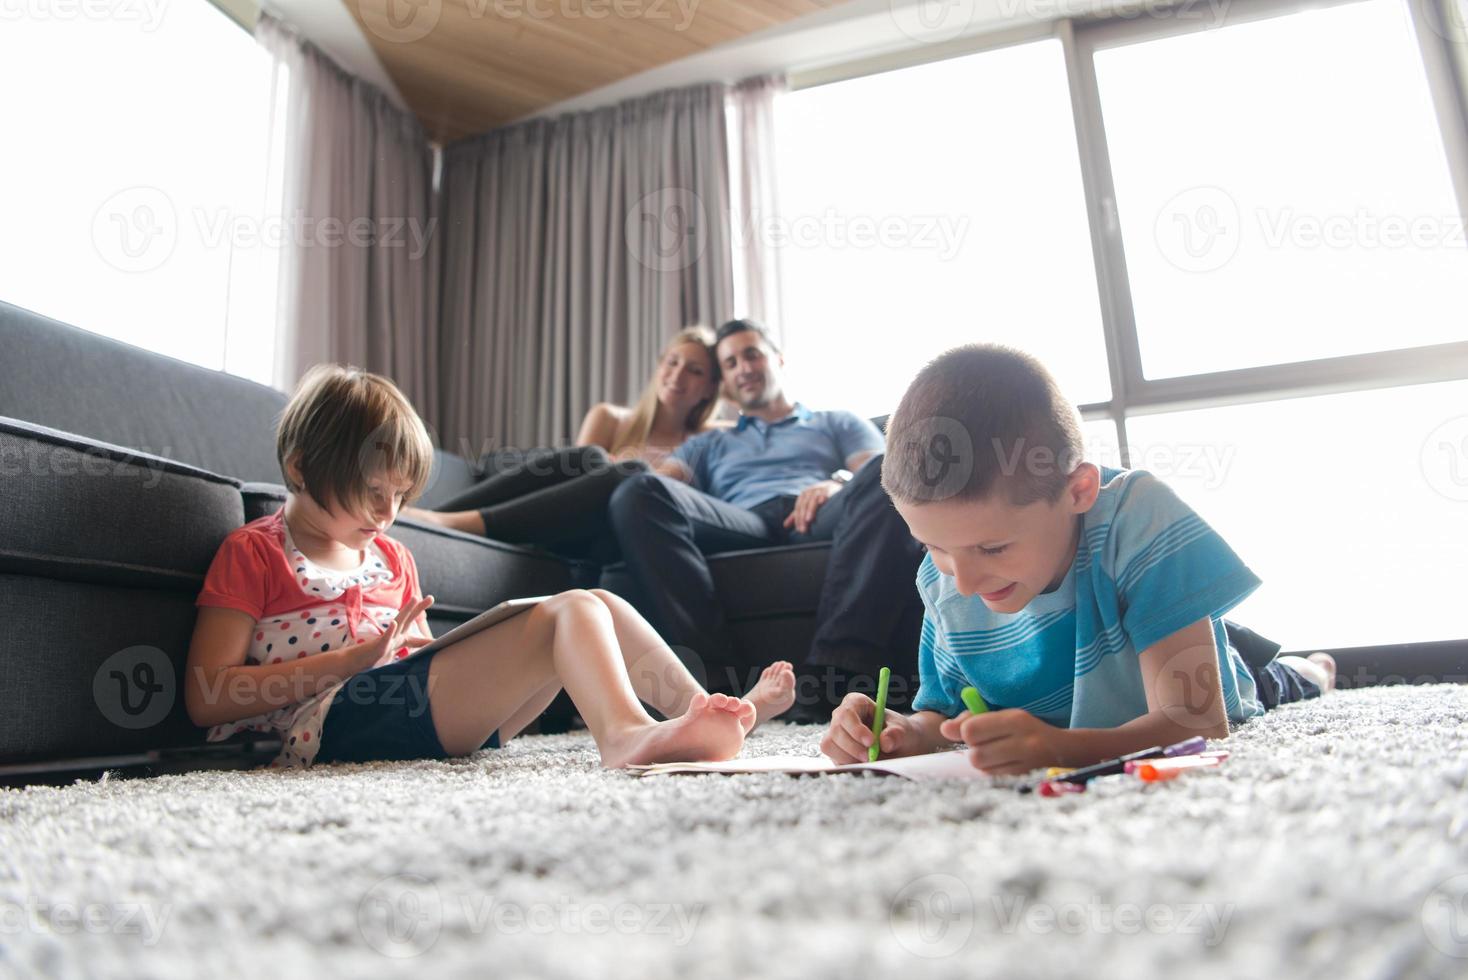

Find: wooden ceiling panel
[344,0,849,142]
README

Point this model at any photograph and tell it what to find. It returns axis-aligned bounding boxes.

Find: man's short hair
[881,344,1085,506]
[715,318,781,355]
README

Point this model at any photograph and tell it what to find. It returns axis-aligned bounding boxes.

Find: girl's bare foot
[745,661,796,729]
[601,693,754,768]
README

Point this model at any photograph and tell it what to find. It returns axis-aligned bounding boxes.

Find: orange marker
[1127,753,1228,781]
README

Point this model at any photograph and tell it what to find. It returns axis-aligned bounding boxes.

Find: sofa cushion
[0,574,207,763]
[0,419,248,765]
[417,449,481,510]
[0,417,244,590]
[598,541,832,622]
[392,519,580,618]
[707,542,833,619]
[0,301,289,485]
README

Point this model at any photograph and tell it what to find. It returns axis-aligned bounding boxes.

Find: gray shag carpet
[3,685,1467,980]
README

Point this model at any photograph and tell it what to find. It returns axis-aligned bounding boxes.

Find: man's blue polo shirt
[670,404,885,509]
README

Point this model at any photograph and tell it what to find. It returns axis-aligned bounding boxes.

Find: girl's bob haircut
[276,364,435,516]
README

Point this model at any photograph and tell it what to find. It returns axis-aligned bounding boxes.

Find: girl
[405,326,726,550]
[185,365,795,769]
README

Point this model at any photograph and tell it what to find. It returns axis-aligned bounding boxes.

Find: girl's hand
[342,595,435,675]
[939,708,1067,776]
[820,693,920,764]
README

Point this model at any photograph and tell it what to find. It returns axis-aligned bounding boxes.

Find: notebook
[627,749,981,781]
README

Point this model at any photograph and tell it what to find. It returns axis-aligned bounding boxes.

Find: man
[606,319,925,719]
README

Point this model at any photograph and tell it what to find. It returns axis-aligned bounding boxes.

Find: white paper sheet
[628,749,981,781]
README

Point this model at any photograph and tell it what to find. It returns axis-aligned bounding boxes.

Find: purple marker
[1162,736,1207,757]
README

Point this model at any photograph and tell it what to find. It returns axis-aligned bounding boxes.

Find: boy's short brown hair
[276,364,434,516]
[882,344,1085,506]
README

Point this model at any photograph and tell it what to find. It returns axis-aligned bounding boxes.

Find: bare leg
[498,679,564,742]
[426,590,754,766]
[743,661,797,728]
[399,506,442,527]
[427,593,688,745]
[586,589,796,729]
[401,507,486,536]
[586,589,707,719]
[425,599,582,754]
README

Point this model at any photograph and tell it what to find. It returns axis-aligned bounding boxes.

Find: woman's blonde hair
[276,364,435,516]
[608,326,720,456]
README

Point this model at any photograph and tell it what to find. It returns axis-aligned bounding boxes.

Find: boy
[820,345,1334,774]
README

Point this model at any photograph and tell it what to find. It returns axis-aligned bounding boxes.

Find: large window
[0,0,283,386]
[775,0,1468,650]
[1127,379,1468,650]
[773,38,1110,419]
[1095,0,1468,378]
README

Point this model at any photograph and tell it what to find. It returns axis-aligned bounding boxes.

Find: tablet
[407,596,550,659]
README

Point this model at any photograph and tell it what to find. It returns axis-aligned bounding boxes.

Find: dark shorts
[1225,621,1323,711]
[314,647,499,764]
[1247,658,1323,711]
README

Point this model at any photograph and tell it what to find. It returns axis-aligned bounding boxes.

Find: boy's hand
[939,708,1065,776]
[820,693,920,764]
[342,596,435,674]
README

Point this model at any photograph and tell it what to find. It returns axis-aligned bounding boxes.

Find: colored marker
[960,686,989,716]
[1126,753,1229,781]
[1124,750,1229,770]
[1038,779,1085,797]
[1161,736,1208,758]
[869,666,891,762]
[1133,765,1184,783]
[1132,759,1226,782]
[1052,747,1162,786]
[1054,736,1214,787]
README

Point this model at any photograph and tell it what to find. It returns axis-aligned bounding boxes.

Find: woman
[405,326,723,553]
[577,324,724,469]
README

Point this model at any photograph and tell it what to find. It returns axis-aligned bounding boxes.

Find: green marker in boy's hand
[961,686,989,716]
[869,666,891,762]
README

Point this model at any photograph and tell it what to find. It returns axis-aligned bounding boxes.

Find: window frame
[787,0,1468,463]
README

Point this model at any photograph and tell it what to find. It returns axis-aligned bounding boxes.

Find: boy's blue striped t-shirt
[911,468,1266,729]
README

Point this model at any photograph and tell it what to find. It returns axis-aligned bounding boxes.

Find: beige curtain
[256,14,440,424]
[731,75,787,346]
[436,84,736,458]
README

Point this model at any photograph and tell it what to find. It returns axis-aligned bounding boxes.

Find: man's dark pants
[606,454,925,715]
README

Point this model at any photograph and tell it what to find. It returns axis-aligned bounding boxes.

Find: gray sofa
[0,301,845,766]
